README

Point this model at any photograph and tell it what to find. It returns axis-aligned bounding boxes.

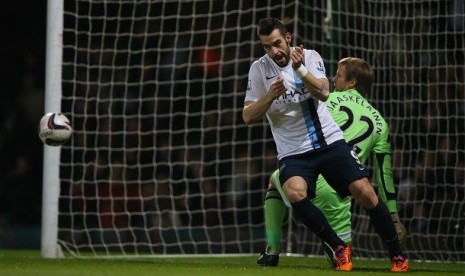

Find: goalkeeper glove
[391,212,407,246]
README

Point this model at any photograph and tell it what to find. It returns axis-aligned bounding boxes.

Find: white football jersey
[245,48,343,160]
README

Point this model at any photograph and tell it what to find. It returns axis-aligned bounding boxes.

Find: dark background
[0,1,47,247]
[1,2,464,260]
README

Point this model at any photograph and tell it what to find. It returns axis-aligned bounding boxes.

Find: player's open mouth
[274,54,286,65]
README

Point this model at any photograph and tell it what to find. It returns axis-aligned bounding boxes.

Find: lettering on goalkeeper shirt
[326,94,384,135]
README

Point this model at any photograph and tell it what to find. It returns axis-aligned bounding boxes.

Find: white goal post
[42,0,64,258]
[43,0,465,261]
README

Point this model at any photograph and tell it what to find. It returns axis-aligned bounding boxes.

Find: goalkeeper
[257,57,407,267]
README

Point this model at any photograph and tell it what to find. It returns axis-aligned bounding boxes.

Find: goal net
[43,0,465,261]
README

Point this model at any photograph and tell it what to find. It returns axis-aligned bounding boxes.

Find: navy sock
[366,201,403,257]
[291,197,345,249]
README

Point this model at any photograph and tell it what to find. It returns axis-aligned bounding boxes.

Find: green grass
[0,250,464,276]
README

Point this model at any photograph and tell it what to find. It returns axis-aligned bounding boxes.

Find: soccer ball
[38,112,72,146]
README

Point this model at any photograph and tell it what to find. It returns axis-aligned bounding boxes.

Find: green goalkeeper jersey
[325,89,397,212]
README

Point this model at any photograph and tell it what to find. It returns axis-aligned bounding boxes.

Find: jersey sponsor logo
[274,86,311,104]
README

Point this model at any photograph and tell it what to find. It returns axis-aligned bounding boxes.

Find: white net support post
[42,0,64,258]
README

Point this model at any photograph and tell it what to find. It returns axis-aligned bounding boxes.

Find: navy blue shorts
[278,140,368,199]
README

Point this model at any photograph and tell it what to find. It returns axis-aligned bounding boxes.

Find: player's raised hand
[269,76,286,98]
[291,45,304,70]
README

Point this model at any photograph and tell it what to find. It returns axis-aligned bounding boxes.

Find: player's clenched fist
[291,45,305,69]
[269,76,286,98]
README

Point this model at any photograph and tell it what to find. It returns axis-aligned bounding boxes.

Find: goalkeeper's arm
[373,150,407,245]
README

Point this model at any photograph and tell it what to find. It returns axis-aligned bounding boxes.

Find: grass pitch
[0,250,464,276]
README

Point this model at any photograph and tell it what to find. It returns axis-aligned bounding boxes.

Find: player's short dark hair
[338,57,374,96]
[257,17,288,37]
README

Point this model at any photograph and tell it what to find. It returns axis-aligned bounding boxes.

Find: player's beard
[272,44,291,67]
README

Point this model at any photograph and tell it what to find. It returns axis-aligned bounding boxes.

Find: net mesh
[55,0,465,260]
